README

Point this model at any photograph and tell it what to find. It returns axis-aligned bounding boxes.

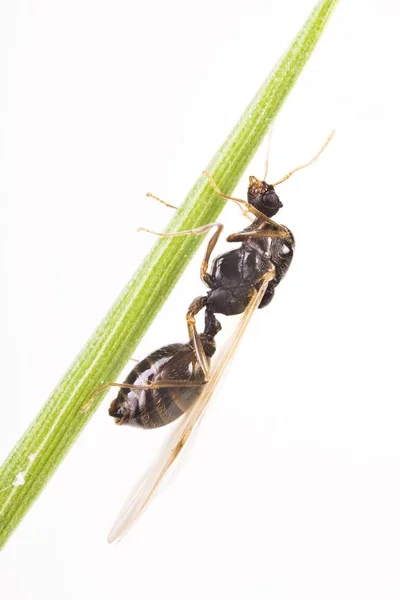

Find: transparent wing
[107,271,274,543]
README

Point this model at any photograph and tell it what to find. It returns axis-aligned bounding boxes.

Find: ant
[86,131,335,539]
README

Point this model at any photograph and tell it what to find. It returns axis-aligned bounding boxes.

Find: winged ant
[82,130,334,540]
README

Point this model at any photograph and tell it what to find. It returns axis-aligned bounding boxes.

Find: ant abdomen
[109,342,211,429]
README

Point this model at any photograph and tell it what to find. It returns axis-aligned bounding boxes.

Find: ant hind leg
[186,296,210,378]
[81,378,206,413]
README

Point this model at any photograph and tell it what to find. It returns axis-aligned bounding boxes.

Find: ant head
[247,176,283,218]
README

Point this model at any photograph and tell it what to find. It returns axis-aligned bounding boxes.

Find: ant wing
[107,272,274,544]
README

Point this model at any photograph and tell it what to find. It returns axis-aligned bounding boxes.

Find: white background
[1,0,400,598]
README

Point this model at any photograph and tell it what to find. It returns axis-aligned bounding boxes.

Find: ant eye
[263,190,283,216]
[281,244,290,255]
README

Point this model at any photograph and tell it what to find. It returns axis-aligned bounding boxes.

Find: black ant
[83,132,335,540]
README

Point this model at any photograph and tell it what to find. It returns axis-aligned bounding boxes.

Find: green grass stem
[0,0,338,549]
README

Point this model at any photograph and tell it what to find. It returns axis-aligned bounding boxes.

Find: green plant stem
[0,0,338,549]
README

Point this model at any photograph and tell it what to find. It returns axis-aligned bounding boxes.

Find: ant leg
[203,170,286,232]
[186,296,209,378]
[146,192,177,210]
[139,222,223,288]
[137,222,223,243]
[227,226,291,243]
[81,378,206,413]
[199,223,223,287]
[203,170,262,220]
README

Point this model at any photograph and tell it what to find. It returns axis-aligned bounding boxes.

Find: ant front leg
[203,170,288,233]
[138,222,223,289]
[137,222,222,244]
[203,170,257,221]
[227,225,291,243]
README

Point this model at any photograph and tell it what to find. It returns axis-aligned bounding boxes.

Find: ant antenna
[263,126,273,181]
[272,129,335,187]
